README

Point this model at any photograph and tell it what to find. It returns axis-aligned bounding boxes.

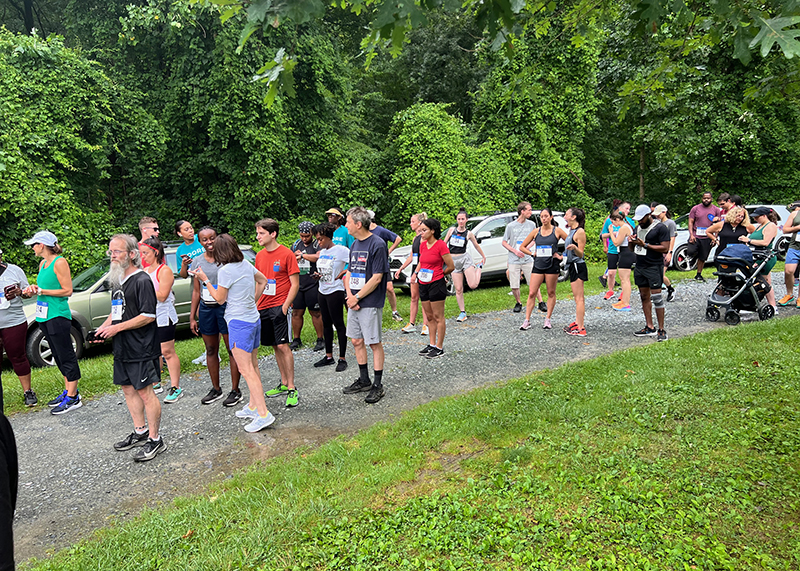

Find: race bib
[350,273,365,291]
[0,293,8,310]
[449,234,466,248]
[202,285,216,304]
[265,279,276,296]
[36,301,48,319]
[696,227,707,237]
[111,299,123,321]
[317,255,333,283]
[635,244,646,256]
[536,245,553,258]
[298,257,310,275]
[418,268,434,283]
[412,253,419,266]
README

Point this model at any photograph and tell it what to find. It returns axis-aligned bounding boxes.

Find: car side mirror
[475,231,491,243]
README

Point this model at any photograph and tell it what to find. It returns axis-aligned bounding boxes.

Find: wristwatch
[355,293,361,301]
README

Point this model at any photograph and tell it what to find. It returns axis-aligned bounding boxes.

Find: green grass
[23,316,800,570]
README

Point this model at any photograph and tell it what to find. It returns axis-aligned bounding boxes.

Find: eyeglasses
[145,226,160,232]
[106,249,126,257]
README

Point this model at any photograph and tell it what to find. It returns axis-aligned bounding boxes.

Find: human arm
[387,234,402,255]
[41,258,73,297]
[742,223,778,247]
[706,221,723,245]
[254,270,268,301]
[554,228,569,259]
[178,255,191,279]
[189,273,201,335]
[283,273,299,314]
[609,225,629,248]
[518,229,538,256]
[784,210,800,234]
[442,253,455,276]
[192,266,229,304]
[96,314,155,339]
[395,251,413,279]
[155,265,174,303]
[468,232,487,265]
[346,272,383,309]
[688,209,697,242]
[565,229,586,258]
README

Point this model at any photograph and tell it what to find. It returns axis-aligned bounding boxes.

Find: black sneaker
[538,301,547,313]
[134,438,167,462]
[343,379,372,394]
[598,275,608,288]
[314,356,335,368]
[312,338,325,352]
[666,286,675,302]
[24,390,38,407]
[51,394,82,415]
[418,344,433,356]
[657,329,668,342]
[336,359,348,372]
[200,387,223,405]
[633,326,657,337]
[425,347,444,359]
[114,431,148,451]
[365,385,385,404]
[289,339,302,351]
[47,390,67,407]
[513,302,522,313]
[223,389,242,407]
[694,274,706,282]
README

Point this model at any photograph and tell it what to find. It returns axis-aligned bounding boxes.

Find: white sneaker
[192,351,208,366]
[235,404,258,419]
[244,412,276,432]
[421,325,429,336]
[392,311,403,322]
[401,322,416,334]
[507,290,514,296]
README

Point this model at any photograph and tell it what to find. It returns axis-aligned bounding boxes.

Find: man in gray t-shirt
[654,205,677,301]
[502,202,536,312]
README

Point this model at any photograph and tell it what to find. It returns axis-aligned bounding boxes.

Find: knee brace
[651,291,665,309]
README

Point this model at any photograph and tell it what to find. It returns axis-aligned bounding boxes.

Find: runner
[653,205,677,302]
[415,218,455,358]
[443,208,486,322]
[327,207,354,249]
[599,199,623,299]
[706,206,752,256]
[609,212,634,312]
[630,205,670,341]
[688,192,722,282]
[188,227,243,407]
[192,234,274,432]
[778,201,800,307]
[290,221,325,352]
[343,206,389,404]
[23,231,82,415]
[717,193,732,218]
[395,212,430,336]
[519,208,567,330]
[141,237,182,403]
[137,217,160,269]
[254,219,300,408]
[367,211,404,322]
[502,202,536,314]
[176,220,205,279]
[312,223,350,371]
[563,208,588,337]
[739,207,779,311]
[0,248,36,408]
[96,234,166,461]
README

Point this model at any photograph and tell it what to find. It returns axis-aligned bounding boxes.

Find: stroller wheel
[758,305,775,321]
[705,307,720,322]
[724,310,741,326]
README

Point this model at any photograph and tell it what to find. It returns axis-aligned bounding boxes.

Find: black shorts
[694,238,713,262]
[568,261,588,282]
[634,264,663,290]
[293,286,320,312]
[532,259,560,275]
[259,306,290,346]
[419,278,447,302]
[157,322,176,344]
[606,253,619,270]
[618,249,635,270]
[113,359,158,391]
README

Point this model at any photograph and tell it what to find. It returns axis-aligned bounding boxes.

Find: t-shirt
[177,237,205,261]
[348,233,389,308]
[418,239,450,283]
[787,211,800,251]
[0,264,30,329]
[689,204,722,238]
[371,225,399,248]
[255,245,299,310]
[189,255,224,306]
[663,218,678,239]
[602,219,618,255]
[634,221,670,267]
[333,226,355,249]
[503,219,535,264]
[291,239,319,292]
[317,245,350,295]
[112,270,160,363]
[217,260,259,323]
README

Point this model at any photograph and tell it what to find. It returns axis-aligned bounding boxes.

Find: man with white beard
[96,234,166,462]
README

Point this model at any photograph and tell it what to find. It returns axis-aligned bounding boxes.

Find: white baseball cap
[24,231,58,247]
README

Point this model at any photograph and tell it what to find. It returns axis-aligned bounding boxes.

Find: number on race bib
[350,273,365,290]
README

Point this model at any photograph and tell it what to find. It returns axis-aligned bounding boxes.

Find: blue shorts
[198,302,228,336]
[227,319,261,353]
[786,247,800,265]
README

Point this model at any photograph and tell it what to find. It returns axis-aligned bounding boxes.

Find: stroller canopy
[717,243,753,263]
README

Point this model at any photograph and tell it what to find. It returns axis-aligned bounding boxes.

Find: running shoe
[694,274,706,282]
[289,339,302,351]
[418,344,433,356]
[538,301,547,313]
[421,325,429,336]
[314,356,336,368]
[543,318,552,330]
[152,383,163,394]
[244,412,276,433]
[312,338,325,352]
[51,394,81,415]
[265,383,289,398]
[519,319,531,331]
[570,327,587,337]
[364,385,385,404]
[285,389,299,408]
[392,311,403,322]
[456,311,467,322]
[164,386,184,403]
[134,438,167,462]
[235,404,258,418]
[657,329,668,342]
[598,275,608,288]
[507,290,515,296]
[633,326,657,337]
[401,322,417,334]
[192,351,207,366]
[563,321,577,332]
[24,390,38,407]
[114,431,148,451]
[513,302,523,313]
[343,379,372,394]
[778,294,796,306]
[223,390,243,407]
[603,291,616,301]
[47,390,68,408]
[666,286,675,302]
[201,387,223,405]
[425,347,444,359]
[336,359,348,372]
[612,302,632,312]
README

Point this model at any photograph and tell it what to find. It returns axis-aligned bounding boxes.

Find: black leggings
[318,289,347,359]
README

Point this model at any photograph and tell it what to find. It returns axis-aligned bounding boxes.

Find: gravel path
[10,274,796,563]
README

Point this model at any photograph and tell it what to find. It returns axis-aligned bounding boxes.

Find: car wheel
[775,236,789,261]
[672,244,697,272]
[26,325,83,368]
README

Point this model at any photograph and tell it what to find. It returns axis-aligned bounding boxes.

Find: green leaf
[246,0,272,23]
[733,25,753,64]
[750,16,800,58]
[219,6,241,24]
[236,20,260,52]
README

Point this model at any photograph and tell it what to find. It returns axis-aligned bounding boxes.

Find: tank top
[564,227,584,264]
[35,255,72,322]
[411,234,422,272]
[533,228,559,271]
[149,264,178,327]
[448,228,469,255]
[717,222,748,254]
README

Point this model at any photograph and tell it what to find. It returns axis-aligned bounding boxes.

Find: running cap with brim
[366,210,375,220]
[325,207,344,217]
[751,206,771,218]
[24,231,58,247]
[633,205,652,221]
[652,204,668,216]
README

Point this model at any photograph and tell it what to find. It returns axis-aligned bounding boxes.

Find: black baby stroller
[705,243,774,325]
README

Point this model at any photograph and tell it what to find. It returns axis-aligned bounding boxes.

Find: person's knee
[651,291,665,309]
[351,338,365,349]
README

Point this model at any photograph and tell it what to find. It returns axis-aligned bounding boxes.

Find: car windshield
[72,258,110,292]
[465,218,485,232]
[674,214,689,231]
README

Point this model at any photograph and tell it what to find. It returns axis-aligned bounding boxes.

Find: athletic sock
[373,369,383,388]
[359,363,370,384]
[135,427,147,435]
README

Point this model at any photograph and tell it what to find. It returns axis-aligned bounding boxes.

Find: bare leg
[18,373,32,393]
[432,299,446,347]
[524,274,546,320]
[386,281,398,313]
[765,274,776,307]
[291,308,305,340]
[370,343,385,370]
[221,333,240,391]
[570,278,585,329]
[421,300,436,345]
[784,264,797,296]
[309,309,324,339]
[453,272,466,312]
[640,287,654,329]
[464,265,482,290]
[352,337,367,365]
[232,347,268,417]
[618,269,632,306]
[274,343,295,390]
[202,334,221,390]
[160,340,181,388]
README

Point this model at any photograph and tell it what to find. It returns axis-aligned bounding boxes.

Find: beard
[108,258,130,288]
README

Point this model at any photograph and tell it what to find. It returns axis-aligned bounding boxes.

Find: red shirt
[255,245,299,309]
[418,239,450,283]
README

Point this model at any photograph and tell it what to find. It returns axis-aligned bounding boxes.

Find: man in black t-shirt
[290,221,324,351]
[630,205,671,342]
[96,234,166,462]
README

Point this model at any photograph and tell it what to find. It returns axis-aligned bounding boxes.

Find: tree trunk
[639,142,645,200]
[23,0,34,35]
